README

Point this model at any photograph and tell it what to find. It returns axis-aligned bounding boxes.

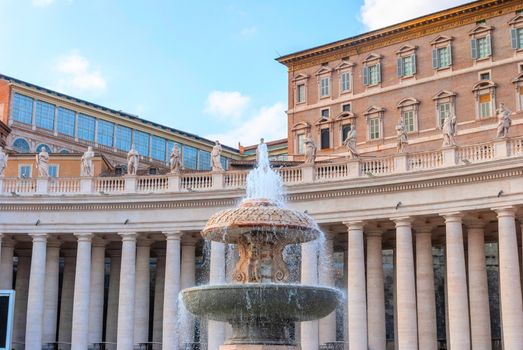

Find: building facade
[1,1,523,350]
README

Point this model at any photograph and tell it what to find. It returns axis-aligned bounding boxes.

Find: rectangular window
[11,93,34,124]
[473,36,491,59]
[97,120,114,147]
[340,72,351,92]
[518,28,523,48]
[479,94,492,118]
[182,145,198,169]
[342,103,351,112]
[398,55,416,77]
[35,100,55,130]
[368,64,380,85]
[342,124,351,142]
[151,136,166,161]
[49,165,59,178]
[320,77,330,97]
[480,72,490,81]
[438,47,450,68]
[320,128,330,149]
[297,134,305,155]
[198,150,211,170]
[19,165,32,178]
[321,109,329,119]
[369,118,380,139]
[402,110,415,132]
[57,107,75,136]
[220,156,229,170]
[437,103,451,127]
[134,130,150,157]
[512,28,523,49]
[115,125,132,151]
[297,84,306,103]
[519,86,523,110]
[77,114,96,142]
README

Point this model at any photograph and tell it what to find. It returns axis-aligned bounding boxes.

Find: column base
[220,345,298,350]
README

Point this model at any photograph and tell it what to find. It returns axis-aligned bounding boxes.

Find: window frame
[18,164,32,178]
[430,36,453,71]
[509,15,523,51]
[35,100,56,131]
[469,25,493,62]
[292,74,309,106]
[396,98,420,133]
[433,90,457,128]
[77,113,96,142]
[57,107,76,137]
[362,54,382,87]
[473,80,497,119]
[10,93,34,125]
[97,119,115,148]
[364,106,385,141]
[396,45,417,79]
[316,65,333,100]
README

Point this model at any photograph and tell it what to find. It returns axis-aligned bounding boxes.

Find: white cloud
[205,102,287,147]
[239,26,258,38]
[204,91,250,120]
[360,0,470,30]
[32,0,54,6]
[54,51,107,95]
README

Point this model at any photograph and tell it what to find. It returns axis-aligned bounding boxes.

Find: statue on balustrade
[35,146,49,177]
[211,140,224,172]
[0,146,8,177]
[496,103,513,138]
[342,127,359,159]
[81,146,95,177]
[303,134,316,164]
[127,144,139,176]
[169,143,182,173]
[441,112,457,147]
[396,119,408,153]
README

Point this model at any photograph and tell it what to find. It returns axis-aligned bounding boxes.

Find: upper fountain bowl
[202,198,321,244]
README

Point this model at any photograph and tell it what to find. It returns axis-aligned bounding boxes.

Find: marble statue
[169,144,182,173]
[127,144,139,176]
[81,146,95,177]
[211,140,224,172]
[303,134,316,164]
[441,112,457,147]
[496,103,512,138]
[256,138,265,164]
[342,128,359,159]
[396,119,408,153]
[0,146,8,177]
[36,147,49,177]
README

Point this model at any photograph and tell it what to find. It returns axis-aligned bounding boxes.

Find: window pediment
[469,25,493,36]
[336,60,355,71]
[364,105,385,115]
[335,111,356,121]
[433,90,457,100]
[508,15,523,26]
[396,97,420,108]
[512,72,523,83]
[315,116,332,125]
[292,73,309,82]
[430,35,453,45]
[363,53,382,64]
[396,45,417,55]
[315,66,333,76]
[291,121,310,131]
[473,80,496,91]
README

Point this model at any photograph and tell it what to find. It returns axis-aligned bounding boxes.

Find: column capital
[74,232,93,242]
[92,236,108,248]
[181,235,200,246]
[463,218,487,229]
[2,236,17,248]
[415,225,435,235]
[343,220,364,231]
[106,249,121,258]
[118,232,137,242]
[29,233,48,242]
[47,238,62,249]
[392,216,413,227]
[493,206,516,218]
[440,212,464,223]
[137,238,154,247]
[164,230,183,240]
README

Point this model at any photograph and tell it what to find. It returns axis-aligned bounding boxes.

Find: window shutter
[448,44,453,66]
[512,28,519,49]
[397,57,404,77]
[432,48,439,69]
[471,38,478,59]
[412,54,417,74]
[363,66,369,85]
[377,63,382,83]
[486,34,492,56]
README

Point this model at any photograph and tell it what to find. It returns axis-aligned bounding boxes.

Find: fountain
[181,139,342,349]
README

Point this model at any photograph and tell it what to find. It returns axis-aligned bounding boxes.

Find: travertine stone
[366,230,386,350]
[59,249,76,346]
[88,239,106,345]
[153,249,166,344]
[318,232,336,345]
[209,241,226,350]
[117,232,137,350]
[134,239,152,345]
[163,231,182,350]
[13,250,31,350]
[43,239,61,344]
[106,249,121,345]
[301,240,318,350]
[181,237,197,345]
[0,237,15,290]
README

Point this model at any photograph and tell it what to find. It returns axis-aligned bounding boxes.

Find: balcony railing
[1,137,520,196]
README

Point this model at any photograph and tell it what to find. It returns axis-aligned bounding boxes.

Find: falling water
[246,141,284,204]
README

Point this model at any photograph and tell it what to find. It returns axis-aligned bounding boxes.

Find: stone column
[163,231,182,350]
[43,239,61,344]
[495,208,523,349]
[301,240,319,350]
[208,241,226,350]
[393,218,417,350]
[88,238,106,346]
[318,232,336,345]
[0,237,15,289]
[71,233,93,350]
[366,229,386,350]
[181,237,197,345]
[106,249,121,346]
[345,221,367,350]
[117,232,137,350]
[442,213,471,350]
[134,238,152,345]
[12,249,31,350]
[25,233,47,350]
[415,227,437,350]
[58,249,76,347]
[153,249,166,344]
[466,220,491,350]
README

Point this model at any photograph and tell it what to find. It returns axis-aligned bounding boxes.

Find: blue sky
[0,0,468,147]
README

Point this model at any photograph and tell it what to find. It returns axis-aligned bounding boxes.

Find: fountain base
[220,344,297,350]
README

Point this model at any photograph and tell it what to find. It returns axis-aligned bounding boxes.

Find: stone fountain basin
[181,283,342,323]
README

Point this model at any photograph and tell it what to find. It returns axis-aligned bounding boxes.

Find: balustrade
[94,177,125,193]
[407,151,443,171]
[180,173,213,190]
[457,143,494,163]
[315,163,348,181]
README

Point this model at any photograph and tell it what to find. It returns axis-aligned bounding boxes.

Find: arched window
[12,138,30,153]
[36,144,52,153]
[59,149,70,154]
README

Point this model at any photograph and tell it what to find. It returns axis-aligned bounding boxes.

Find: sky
[0,0,470,148]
